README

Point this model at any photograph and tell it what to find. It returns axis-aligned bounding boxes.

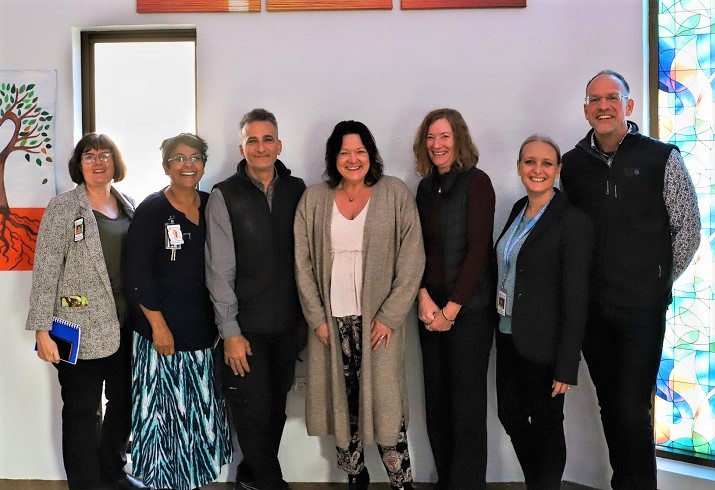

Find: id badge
[165,223,184,247]
[74,217,84,242]
[497,289,507,316]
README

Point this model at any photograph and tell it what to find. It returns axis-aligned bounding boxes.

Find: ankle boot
[348,467,370,489]
[391,483,413,490]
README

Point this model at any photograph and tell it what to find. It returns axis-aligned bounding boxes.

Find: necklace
[341,184,364,203]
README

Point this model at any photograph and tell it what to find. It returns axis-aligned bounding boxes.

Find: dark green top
[94,207,130,325]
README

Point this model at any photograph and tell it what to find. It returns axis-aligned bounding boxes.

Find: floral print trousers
[334,315,413,487]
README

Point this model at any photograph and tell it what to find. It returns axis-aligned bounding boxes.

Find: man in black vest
[561,70,700,489]
[206,108,306,490]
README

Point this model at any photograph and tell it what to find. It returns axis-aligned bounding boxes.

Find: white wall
[2,0,712,488]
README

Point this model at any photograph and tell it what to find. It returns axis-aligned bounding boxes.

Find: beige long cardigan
[294,175,425,449]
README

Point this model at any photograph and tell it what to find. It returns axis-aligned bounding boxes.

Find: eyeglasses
[166,154,204,165]
[81,152,113,163]
[585,94,629,105]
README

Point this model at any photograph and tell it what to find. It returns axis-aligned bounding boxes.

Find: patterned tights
[334,315,412,488]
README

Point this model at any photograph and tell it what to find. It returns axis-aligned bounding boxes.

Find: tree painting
[0,73,56,271]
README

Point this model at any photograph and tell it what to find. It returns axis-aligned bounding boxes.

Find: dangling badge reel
[165,217,183,261]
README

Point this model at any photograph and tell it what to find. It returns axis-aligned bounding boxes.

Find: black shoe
[348,468,370,490]
[391,483,413,490]
[113,474,147,489]
[235,481,259,490]
[235,461,259,490]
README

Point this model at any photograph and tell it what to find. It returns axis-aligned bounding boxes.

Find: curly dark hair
[323,120,384,188]
[68,133,127,184]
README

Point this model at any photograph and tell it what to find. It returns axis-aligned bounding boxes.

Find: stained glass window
[655,0,715,463]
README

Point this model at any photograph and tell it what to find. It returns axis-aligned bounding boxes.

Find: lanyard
[502,192,555,271]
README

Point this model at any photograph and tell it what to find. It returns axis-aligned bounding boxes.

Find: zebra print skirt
[131,333,232,490]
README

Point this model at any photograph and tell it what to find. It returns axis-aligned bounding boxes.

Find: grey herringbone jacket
[26,183,134,360]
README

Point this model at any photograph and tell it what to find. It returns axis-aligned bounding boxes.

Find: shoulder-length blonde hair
[413,108,479,178]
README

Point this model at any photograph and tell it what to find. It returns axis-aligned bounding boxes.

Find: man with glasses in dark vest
[560,70,700,489]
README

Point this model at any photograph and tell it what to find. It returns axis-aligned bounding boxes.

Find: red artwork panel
[0,208,44,271]
[401,0,525,9]
[267,0,391,11]
[137,0,260,13]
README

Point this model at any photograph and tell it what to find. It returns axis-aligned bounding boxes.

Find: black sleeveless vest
[214,160,306,334]
[561,131,676,307]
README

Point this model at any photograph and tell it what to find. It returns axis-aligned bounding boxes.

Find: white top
[330,200,369,317]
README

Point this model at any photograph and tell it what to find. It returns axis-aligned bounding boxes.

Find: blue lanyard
[502,192,555,271]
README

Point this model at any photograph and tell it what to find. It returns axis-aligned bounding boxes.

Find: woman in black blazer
[495,134,593,489]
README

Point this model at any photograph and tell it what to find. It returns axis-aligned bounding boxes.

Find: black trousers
[496,332,565,490]
[55,326,132,490]
[418,309,493,490]
[222,330,297,490]
[582,303,667,490]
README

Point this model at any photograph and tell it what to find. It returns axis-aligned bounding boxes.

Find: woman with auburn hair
[414,108,496,489]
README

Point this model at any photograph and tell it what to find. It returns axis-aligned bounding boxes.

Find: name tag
[497,289,507,316]
[166,224,184,247]
[74,218,84,242]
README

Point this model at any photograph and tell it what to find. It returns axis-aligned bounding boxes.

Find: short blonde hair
[518,134,562,165]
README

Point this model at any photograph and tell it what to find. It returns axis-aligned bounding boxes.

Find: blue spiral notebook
[34,317,82,364]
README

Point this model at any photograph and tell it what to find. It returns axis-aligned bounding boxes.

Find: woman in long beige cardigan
[294,121,425,490]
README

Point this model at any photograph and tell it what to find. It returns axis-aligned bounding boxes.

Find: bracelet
[441,308,456,325]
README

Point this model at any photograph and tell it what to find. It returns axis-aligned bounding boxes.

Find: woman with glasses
[495,135,593,488]
[123,133,232,490]
[414,109,496,489]
[27,133,140,489]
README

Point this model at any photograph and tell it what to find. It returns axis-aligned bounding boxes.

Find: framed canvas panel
[401,0,525,9]
[267,0,391,11]
[137,0,260,13]
[0,70,56,270]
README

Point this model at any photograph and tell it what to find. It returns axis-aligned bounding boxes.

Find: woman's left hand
[370,318,393,351]
[35,330,60,363]
[428,301,461,332]
[315,322,330,347]
[428,308,454,332]
[551,380,571,397]
[152,322,175,356]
